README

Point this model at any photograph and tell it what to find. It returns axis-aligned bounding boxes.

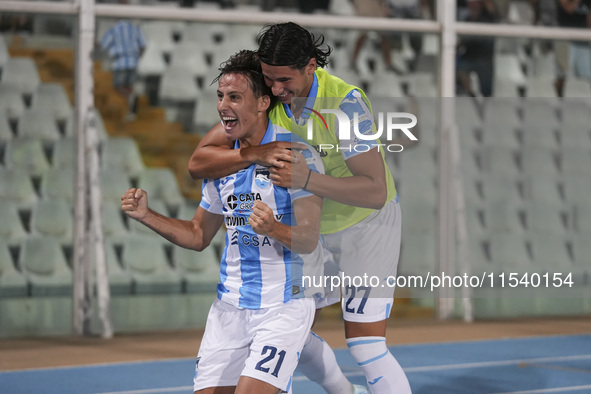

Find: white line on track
[492,384,591,393]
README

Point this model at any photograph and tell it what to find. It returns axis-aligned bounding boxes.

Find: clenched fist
[249,201,276,236]
[121,188,149,221]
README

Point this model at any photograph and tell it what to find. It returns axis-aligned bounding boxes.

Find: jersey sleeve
[199,178,223,214]
[336,89,380,161]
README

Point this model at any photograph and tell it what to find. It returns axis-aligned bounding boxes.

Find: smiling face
[260,58,317,105]
[217,73,270,145]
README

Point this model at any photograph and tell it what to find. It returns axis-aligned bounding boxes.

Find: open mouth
[222,116,238,128]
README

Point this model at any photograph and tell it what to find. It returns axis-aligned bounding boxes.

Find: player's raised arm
[121,188,222,251]
[187,122,294,180]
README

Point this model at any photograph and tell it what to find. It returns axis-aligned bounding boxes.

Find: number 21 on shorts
[255,345,286,377]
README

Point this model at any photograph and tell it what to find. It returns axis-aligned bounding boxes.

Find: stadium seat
[521,122,557,150]
[573,203,591,234]
[482,97,521,126]
[563,77,591,97]
[456,123,480,154]
[525,76,558,98]
[406,72,438,98]
[488,233,532,273]
[17,107,61,144]
[0,201,28,247]
[121,235,182,294]
[465,203,486,235]
[172,244,219,293]
[0,83,26,121]
[1,57,41,96]
[455,97,482,133]
[0,110,12,150]
[137,167,184,213]
[397,174,437,205]
[159,65,199,103]
[483,201,524,234]
[4,138,51,177]
[52,137,76,168]
[522,99,560,132]
[481,100,521,149]
[176,200,199,220]
[180,23,219,55]
[494,54,527,91]
[414,97,438,131]
[463,175,484,204]
[479,174,522,203]
[520,146,559,176]
[169,43,209,79]
[413,124,438,149]
[40,167,75,204]
[127,198,169,241]
[529,234,572,273]
[31,83,72,124]
[20,235,72,296]
[397,145,437,178]
[193,89,219,135]
[60,109,106,143]
[101,137,145,177]
[559,147,591,175]
[0,238,27,297]
[0,167,38,210]
[569,233,591,277]
[329,0,355,15]
[479,146,520,175]
[493,79,519,97]
[559,122,591,149]
[30,198,74,246]
[140,21,176,55]
[100,170,132,203]
[398,231,436,277]
[402,200,437,233]
[466,235,494,275]
[366,72,404,98]
[101,201,129,239]
[562,174,591,205]
[560,98,591,129]
[0,34,8,72]
[521,176,563,206]
[92,239,132,295]
[137,43,167,78]
[528,50,555,79]
[523,202,569,235]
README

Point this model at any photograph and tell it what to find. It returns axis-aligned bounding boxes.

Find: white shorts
[193,297,315,392]
[317,198,402,323]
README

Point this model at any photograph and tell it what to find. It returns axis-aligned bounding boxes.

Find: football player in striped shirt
[122,50,324,394]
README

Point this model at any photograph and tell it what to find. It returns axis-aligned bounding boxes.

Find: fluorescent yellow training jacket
[268,67,397,234]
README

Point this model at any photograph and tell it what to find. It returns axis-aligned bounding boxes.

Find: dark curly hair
[257,22,332,70]
[213,50,275,106]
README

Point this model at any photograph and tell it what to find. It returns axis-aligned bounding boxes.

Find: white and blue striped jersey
[200,121,324,310]
[100,21,146,71]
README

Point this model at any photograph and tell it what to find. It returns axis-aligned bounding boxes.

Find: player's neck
[238,118,269,148]
[291,83,313,118]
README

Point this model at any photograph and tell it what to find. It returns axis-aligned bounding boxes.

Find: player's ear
[259,94,271,112]
[305,58,317,75]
